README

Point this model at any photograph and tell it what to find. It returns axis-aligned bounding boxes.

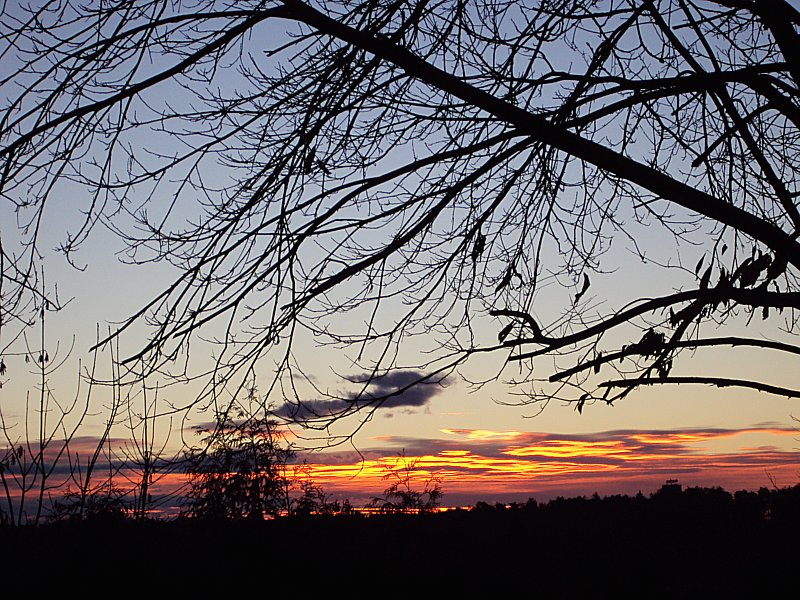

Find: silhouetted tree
[48,483,129,522]
[2,1,800,434]
[0,307,101,525]
[370,452,443,514]
[294,481,340,517]
[119,379,179,519]
[290,464,346,516]
[182,402,294,520]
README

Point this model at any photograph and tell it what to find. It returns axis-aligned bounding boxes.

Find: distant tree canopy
[2,1,800,432]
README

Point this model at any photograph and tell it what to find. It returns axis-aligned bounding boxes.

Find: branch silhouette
[1,0,799,434]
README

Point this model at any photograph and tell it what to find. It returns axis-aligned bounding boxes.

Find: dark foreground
[2,485,798,597]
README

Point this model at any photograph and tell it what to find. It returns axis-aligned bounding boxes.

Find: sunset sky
[39,422,800,513]
[297,425,800,506]
[1,1,800,513]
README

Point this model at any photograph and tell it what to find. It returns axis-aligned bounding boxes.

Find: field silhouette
[2,483,797,597]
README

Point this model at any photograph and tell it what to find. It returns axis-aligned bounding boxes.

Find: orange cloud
[8,425,796,516]
[296,426,800,505]
[504,440,632,458]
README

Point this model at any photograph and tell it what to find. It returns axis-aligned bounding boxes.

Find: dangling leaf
[303,147,316,174]
[574,273,591,303]
[495,269,512,293]
[593,352,603,374]
[699,265,712,289]
[471,232,486,262]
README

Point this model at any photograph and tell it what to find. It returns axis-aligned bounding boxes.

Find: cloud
[274,369,448,422]
[297,426,800,505]
[0,434,185,518]
[0,435,164,481]
[11,424,798,516]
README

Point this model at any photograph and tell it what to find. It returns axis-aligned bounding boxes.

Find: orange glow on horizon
[295,426,800,502]
[11,426,795,515]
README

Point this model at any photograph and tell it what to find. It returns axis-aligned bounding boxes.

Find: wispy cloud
[6,425,796,515]
[275,370,448,421]
[297,426,800,505]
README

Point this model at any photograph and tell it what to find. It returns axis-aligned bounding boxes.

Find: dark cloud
[0,435,144,480]
[275,369,447,422]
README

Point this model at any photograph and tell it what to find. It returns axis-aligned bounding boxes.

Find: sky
[1,1,799,515]
[2,221,797,509]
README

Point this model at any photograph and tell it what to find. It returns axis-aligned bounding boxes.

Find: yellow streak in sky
[303,451,620,489]
[440,429,525,441]
[291,427,800,498]
[630,432,717,445]
[504,440,633,458]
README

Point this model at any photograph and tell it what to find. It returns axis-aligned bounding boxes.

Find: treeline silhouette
[2,482,797,596]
